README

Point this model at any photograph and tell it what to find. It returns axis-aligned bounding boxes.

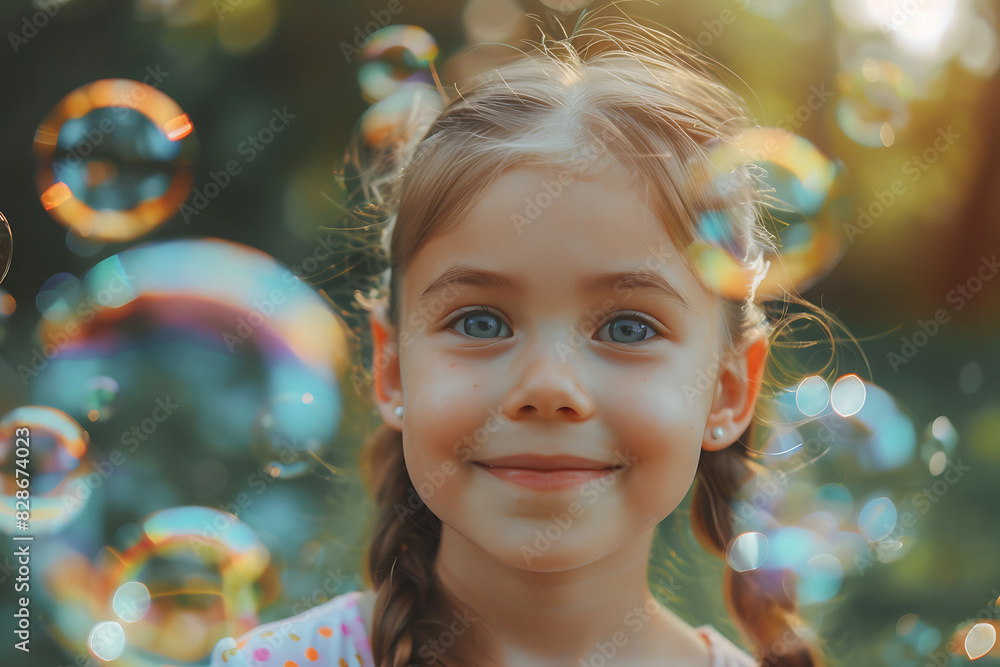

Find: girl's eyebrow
[418,264,691,310]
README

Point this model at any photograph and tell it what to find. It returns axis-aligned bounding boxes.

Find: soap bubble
[34,79,197,242]
[0,211,10,284]
[359,25,438,103]
[702,127,851,301]
[726,531,769,572]
[0,406,93,535]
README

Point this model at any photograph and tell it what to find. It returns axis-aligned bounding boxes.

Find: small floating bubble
[965,622,997,660]
[795,375,830,417]
[726,531,769,572]
[113,581,151,623]
[831,374,866,416]
[858,497,897,542]
[88,620,125,660]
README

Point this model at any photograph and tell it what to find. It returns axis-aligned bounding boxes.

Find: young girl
[210,8,838,667]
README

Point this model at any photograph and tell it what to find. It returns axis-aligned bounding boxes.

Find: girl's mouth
[473,462,623,491]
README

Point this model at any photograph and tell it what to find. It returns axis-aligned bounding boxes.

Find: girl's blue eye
[598,314,660,344]
[445,307,664,345]
[449,307,512,339]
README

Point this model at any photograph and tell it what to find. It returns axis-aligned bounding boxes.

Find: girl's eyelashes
[443,306,667,345]
[598,310,665,345]
[445,306,512,339]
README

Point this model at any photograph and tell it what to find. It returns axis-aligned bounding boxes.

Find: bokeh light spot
[831,374,866,416]
[113,581,151,623]
[966,622,997,660]
[858,496,897,542]
[795,375,830,417]
[33,79,197,242]
[88,621,125,660]
[726,531,769,572]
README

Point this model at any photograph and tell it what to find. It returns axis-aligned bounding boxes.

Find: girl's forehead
[403,166,708,297]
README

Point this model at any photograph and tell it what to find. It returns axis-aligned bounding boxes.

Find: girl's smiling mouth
[473,454,624,491]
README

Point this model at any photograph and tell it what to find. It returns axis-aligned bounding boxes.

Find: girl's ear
[703,335,768,452]
[369,304,404,431]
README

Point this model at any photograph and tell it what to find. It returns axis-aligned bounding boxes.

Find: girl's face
[370,166,765,572]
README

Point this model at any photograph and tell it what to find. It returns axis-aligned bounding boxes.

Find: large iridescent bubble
[44,507,274,665]
[33,79,197,242]
[24,238,352,481]
[0,406,93,535]
[700,127,852,301]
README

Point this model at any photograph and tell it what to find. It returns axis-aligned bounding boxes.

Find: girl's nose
[500,342,594,421]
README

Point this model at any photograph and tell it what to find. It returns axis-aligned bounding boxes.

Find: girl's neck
[426,523,712,667]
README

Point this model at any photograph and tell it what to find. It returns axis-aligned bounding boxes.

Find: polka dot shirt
[209,590,757,666]
[210,591,374,667]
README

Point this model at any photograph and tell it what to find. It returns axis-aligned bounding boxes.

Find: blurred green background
[1,0,999,665]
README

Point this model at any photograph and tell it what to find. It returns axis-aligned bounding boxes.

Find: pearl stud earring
[711,426,723,440]
[394,405,403,419]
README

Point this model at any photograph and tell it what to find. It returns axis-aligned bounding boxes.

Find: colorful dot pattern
[209,591,374,667]
[207,591,754,666]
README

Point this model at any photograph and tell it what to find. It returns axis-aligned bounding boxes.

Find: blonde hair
[329,6,855,666]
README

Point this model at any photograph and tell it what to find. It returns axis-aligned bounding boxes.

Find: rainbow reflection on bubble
[701,127,851,301]
[358,82,445,153]
[359,25,438,104]
[26,239,351,475]
[0,211,10,284]
[51,506,276,666]
[836,57,919,147]
[33,79,197,242]
[0,406,92,535]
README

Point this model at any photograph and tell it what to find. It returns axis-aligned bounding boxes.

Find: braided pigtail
[359,421,485,667]
[692,421,830,666]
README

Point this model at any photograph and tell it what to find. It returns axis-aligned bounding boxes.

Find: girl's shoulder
[694,624,759,667]
[209,590,375,667]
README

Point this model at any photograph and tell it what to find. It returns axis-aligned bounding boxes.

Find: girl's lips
[473,462,618,491]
